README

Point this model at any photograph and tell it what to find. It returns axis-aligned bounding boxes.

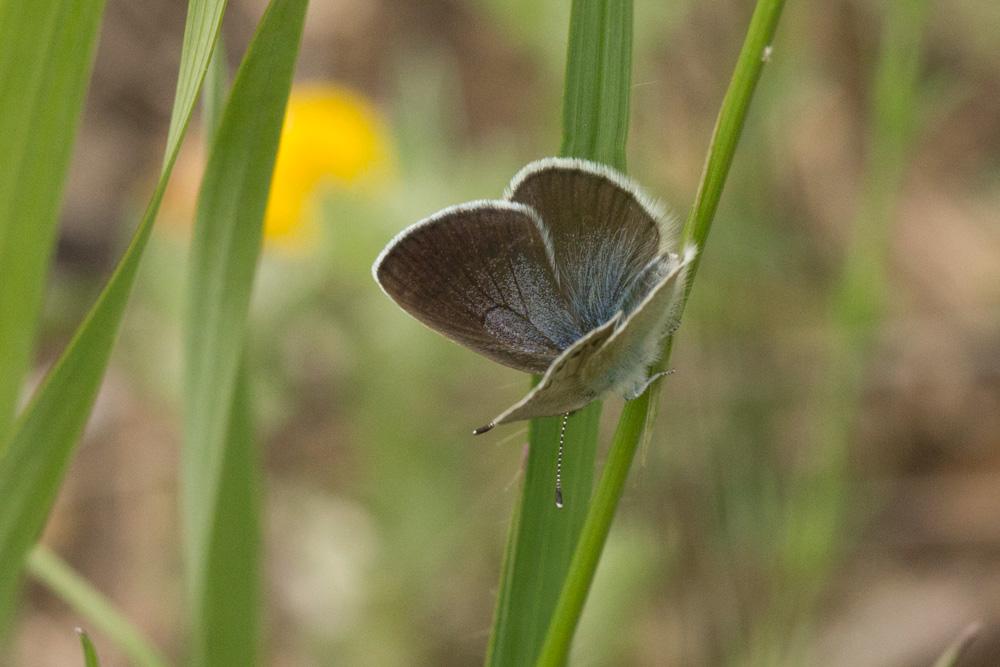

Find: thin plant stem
[537,0,787,662]
[78,628,102,667]
[27,548,170,667]
[932,622,982,667]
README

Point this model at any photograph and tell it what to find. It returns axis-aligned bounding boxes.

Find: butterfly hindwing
[484,313,621,427]
[374,201,580,374]
[482,248,693,428]
[584,246,696,400]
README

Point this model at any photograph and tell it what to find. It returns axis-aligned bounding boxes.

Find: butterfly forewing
[507,159,667,331]
[374,201,580,374]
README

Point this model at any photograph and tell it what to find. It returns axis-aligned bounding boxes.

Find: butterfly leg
[627,368,676,399]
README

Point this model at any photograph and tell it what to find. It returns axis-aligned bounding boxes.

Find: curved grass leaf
[486,2,631,665]
[0,0,107,445]
[77,628,101,667]
[933,622,981,667]
[181,1,308,664]
[0,0,228,632]
[26,548,167,667]
[537,0,788,662]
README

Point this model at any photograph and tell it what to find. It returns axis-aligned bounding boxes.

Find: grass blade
[559,0,633,170]
[202,32,230,139]
[933,622,982,667]
[191,366,261,666]
[181,1,308,664]
[77,628,101,667]
[0,0,227,632]
[487,407,602,666]
[0,0,106,444]
[537,0,788,662]
[486,2,632,665]
[27,548,169,667]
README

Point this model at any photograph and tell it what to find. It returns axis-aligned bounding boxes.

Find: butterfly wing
[373,201,580,374]
[584,246,696,399]
[480,313,622,429]
[476,248,694,430]
[506,158,672,331]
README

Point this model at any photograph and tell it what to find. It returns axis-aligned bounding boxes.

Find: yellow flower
[264,83,392,251]
[160,83,392,252]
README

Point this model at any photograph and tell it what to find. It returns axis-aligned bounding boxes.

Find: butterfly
[373,157,696,436]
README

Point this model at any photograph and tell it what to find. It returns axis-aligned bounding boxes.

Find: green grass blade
[193,29,265,667]
[202,33,230,139]
[181,1,308,663]
[559,0,633,169]
[486,2,631,665]
[933,622,981,667]
[77,628,101,667]
[679,0,788,271]
[192,365,261,666]
[483,482,522,663]
[27,548,169,667]
[0,0,106,445]
[537,0,788,662]
[163,1,229,175]
[487,407,602,666]
[0,0,227,632]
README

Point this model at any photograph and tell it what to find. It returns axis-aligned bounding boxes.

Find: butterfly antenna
[555,412,569,509]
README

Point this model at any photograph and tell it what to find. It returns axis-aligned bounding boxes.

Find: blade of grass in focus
[182,1,308,664]
[559,0,632,171]
[0,0,106,446]
[0,0,227,632]
[27,549,168,667]
[537,0,788,662]
[78,628,101,667]
[485,2,632,665]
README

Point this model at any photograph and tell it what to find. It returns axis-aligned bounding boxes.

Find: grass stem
[485,2,633,664]
[537,0,787,661]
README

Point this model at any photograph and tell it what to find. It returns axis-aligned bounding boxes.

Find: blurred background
[12,0,1000,664]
